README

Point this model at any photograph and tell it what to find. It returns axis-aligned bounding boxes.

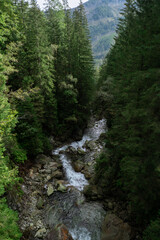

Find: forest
[0,0,160,239]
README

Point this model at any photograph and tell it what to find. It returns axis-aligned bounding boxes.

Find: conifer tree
[71,1,95,126]
[96,0,160,229]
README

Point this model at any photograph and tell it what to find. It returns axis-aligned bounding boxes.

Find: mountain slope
[84,0,125,65]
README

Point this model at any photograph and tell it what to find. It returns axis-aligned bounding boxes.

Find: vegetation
[84,0,125,65]
[0,0,94,238]
[1,0,160,238]
[95,0,160,238]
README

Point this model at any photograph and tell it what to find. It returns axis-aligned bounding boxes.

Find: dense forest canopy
[0,0,94,238]
[95,0,160,239]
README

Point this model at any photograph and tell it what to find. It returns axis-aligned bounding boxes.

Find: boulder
[36,196,44,209]
[57,183,67,192]
[66,146,77,155]
[101,214,131,240]
[86,140,96,151]
[35,228,47,238]
[77,147,85,155]
[36,154,52,165]
[45,224,73,240]
[99,132,106,142]
[47,184,54,196]
[83,185,99,200]
[73,160,84,172]
[83,171,92,180]
[52,170,63,179]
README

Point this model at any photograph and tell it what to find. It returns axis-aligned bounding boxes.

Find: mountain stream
[12,118,107,240]
[50,118,107,240]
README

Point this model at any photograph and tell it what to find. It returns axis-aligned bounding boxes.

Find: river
[50,118,107,240]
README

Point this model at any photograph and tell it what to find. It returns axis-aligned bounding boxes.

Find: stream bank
[8,117,131,240]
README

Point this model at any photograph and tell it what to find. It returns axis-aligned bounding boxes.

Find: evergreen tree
[96,0,160,230]
[71,1,95,126]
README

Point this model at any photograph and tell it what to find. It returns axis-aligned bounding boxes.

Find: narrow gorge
[8,118,131,240]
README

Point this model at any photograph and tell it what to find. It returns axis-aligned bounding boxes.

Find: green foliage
[0,0,95,237]
[0,198,22,240]
[84,0,125,65]
[10,141,27,163]
[96,0,160,229]
[143,214,160,240]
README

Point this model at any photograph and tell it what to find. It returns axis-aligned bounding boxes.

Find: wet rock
[52,170,63,179]
[47,184,54,196]
[83,185,100,200]
[99,132,106,141]
[46,175,52,181]
[36,220,44,229]
[57,183,67,192]
[45,224,73,240]
[83,171,92,180]
[36,196,44,209]
[44,169,52,174]
[77,147,85,155]
[101,214,131,240]
[66,146,77,155]
[28,169,34,179]
[73,160,84,172]
[36,154,52,165]
[49,162,58,168]
[59,150,65,154]
[35,227,47,238]
[39,169,51,174]
[82,163,94,180]
[35,163,42,169]
[85,140,96,151]
[57,162,63,170]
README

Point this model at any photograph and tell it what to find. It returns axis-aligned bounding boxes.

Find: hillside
[84,0,125,65]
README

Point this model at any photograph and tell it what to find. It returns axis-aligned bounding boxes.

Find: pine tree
[71,1,95,126]
[96,0,160,228]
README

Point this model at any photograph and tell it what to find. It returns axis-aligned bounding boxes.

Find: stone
[73,160,84,172]
[36,154,52,165]
[57,183,67,192]
[36,220,43,229]
[47,184,54,196]
[77,147,85,155]
[52,170,63,179]
[44,169,52,174]
[46,175,52,181]
[56,162,63,170]
[86,140,96,150]
[108,202,114,210]
[87,162,92,166]
[49,162,58,168]
[101,214,131,240]
[83,171,92,180]
[35,228,47,238]
[28,169,34,179]
[99,132,106,141]
[83,185,99,200]
[45,224,73,240]
[36,197,44,209]
[66,146,77,155]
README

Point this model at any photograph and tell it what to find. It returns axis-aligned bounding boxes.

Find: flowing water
[50,119,107,240]
[53,119,106,191]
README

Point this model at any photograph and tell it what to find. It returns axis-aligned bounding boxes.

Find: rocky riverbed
[8,118,132,240]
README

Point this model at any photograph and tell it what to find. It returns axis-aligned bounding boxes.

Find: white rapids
[53,119,106,191]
